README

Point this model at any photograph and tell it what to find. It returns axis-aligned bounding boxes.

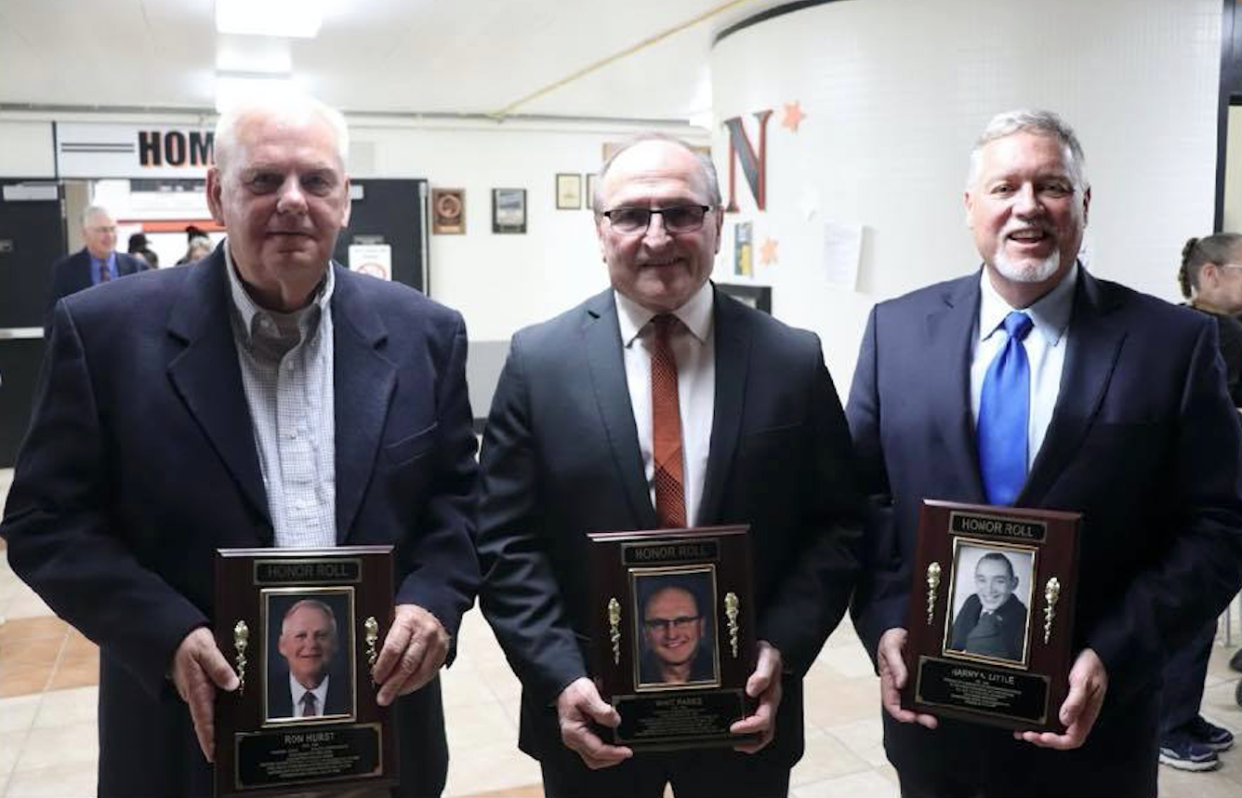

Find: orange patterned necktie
[651,314,687,528]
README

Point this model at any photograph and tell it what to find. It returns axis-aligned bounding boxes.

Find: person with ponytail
[1157,233,1242,772]
[1177,234,1242,406]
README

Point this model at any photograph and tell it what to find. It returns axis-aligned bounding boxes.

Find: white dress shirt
[615,281,716,527]
[970,264,1078,470]
[289,673,331,717]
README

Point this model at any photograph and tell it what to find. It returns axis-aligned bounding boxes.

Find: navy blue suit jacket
[477,286,863,770]
[846,269,1242,791]
[2,249,479,798]
[45,247,148,329]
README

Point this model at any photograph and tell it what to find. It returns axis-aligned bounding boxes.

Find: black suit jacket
[45,248,148,330]
[477,285,863,769]
[2,249,479,798]
[947,593,1027,661]
[846,268,1242,793]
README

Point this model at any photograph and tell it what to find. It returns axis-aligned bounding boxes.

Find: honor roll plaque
[213,546,398,797]
[588,526,757,751]
[903,501,1081,732]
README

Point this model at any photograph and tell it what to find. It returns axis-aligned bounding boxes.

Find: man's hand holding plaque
[372,603,450,706]
[174,627,241,763]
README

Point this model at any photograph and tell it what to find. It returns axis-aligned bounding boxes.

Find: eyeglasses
[601,205,712,235]
[643,615,701,633]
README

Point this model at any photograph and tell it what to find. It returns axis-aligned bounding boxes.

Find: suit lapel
[332,266,397,542]
[1019,271,1125,505]
[698,288,751,525]
[166,251,270,529]
[583,290,658,529]
[925,274,987,502]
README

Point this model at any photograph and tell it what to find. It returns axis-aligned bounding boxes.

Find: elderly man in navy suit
[847,109,1242,797]
[45,204,149,329]
[2,94,478,798]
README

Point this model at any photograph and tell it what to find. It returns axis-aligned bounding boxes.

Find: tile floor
[3,466,1242,797]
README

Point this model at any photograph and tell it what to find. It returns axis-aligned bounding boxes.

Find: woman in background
[1160,233,1242,772]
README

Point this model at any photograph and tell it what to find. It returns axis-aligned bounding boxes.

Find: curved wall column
[710,0,1222,392]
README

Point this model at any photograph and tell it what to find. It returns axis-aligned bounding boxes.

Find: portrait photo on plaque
[944,542,1035,667]
[263,588,356,724]
[632,567,720,690]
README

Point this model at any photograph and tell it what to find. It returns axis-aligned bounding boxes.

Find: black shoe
[1231,647,1242,673]
[1159,733,1221,772]
[1187,715,1235,751]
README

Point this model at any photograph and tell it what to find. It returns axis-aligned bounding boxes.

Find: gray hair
[594,132,721,213]
[967,109,1088,190]
[1179,233,1242,299]
[281,598,339,638]
[213,93,350,177]
[81,204,114,227]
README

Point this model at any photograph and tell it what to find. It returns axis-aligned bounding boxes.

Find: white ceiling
[0,0,792,120]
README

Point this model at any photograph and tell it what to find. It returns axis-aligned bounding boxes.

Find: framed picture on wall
[556,174,582,210]
[492,188,527,234]
[431,188,465,235]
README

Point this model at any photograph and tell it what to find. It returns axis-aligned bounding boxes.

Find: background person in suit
[1,94,479,798]
[477,134,863,798]
[268,598,351,719]
[45,204,149,328]
[947,552,1027,662]
[846,108,1242,798]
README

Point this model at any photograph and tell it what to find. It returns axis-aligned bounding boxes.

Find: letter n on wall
[723,110,772,212]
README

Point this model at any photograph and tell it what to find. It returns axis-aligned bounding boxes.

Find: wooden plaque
[213,546,398,797]
[588,526,758,751]
[902,500,1081,732]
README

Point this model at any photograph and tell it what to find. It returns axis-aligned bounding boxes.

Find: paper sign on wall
[349,244,392,281]
[823,222,863,289]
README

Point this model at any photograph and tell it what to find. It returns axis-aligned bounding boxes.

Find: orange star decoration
[759,237,779,266]
[781,101,806,133]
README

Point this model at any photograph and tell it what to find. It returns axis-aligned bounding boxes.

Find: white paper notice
[823,222,862,289]
[348,244,392,281]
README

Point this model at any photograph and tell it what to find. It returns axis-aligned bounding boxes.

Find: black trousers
[886,695,1159,798]
[539,745,791,798]
[1158,618,1216,736]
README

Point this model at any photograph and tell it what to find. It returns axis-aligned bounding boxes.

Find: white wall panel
[711,0,1223,395]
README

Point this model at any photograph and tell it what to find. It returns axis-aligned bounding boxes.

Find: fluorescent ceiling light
[216,35,293,74]
[216,0,324,38]
[215,73,297,113]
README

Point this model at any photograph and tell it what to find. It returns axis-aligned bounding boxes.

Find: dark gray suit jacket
[477,285,863,771]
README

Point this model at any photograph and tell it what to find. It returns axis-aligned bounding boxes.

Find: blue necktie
[978,311,1033,506]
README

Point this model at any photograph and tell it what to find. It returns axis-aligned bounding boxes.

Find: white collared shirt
[289,673,331,717]
[970,264,1078,470]
[615,281,716,527]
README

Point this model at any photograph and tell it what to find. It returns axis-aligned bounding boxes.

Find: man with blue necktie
[46,204,149,331]
[846,109,1242,797]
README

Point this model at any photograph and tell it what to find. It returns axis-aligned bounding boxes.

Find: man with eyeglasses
[478,133,863,798]
[45,204,150,332]
[639,584,714,685]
